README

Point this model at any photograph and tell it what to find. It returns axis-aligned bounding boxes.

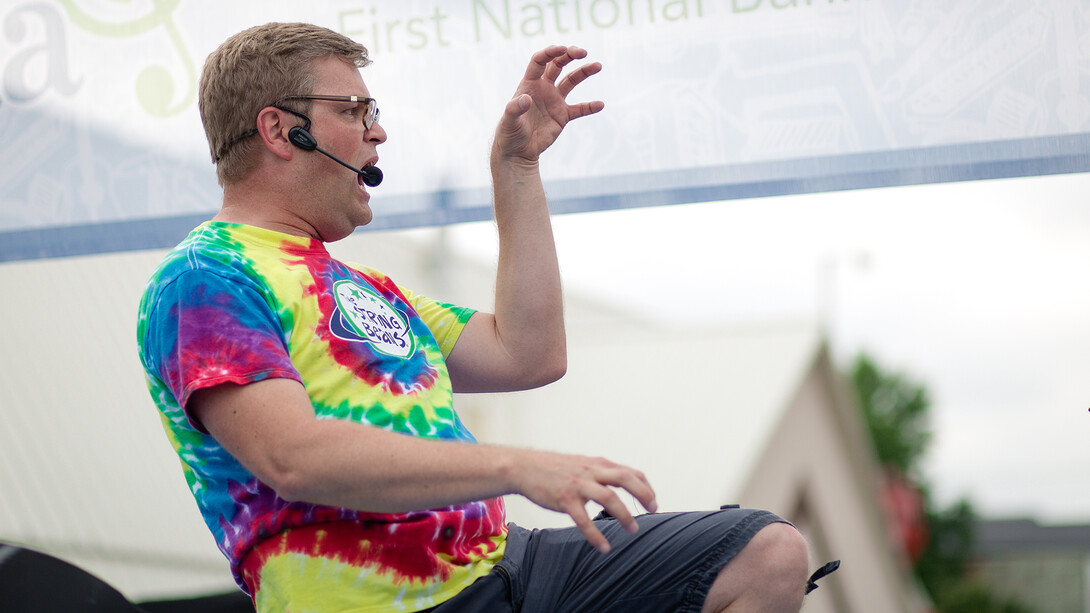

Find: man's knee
[751,523,809,609]
[751,522,809,580]
[703,521,810,612]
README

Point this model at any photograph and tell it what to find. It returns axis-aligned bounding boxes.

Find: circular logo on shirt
[330,280,416,358]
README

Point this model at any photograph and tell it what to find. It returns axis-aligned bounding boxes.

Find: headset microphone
[288,126,383,187]
[359,165,383,188]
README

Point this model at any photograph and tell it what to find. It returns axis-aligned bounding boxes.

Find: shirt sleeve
[397,287,477,359]
[142,269,302,431]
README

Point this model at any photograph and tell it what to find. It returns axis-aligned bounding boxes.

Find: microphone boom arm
[313,144,383,187]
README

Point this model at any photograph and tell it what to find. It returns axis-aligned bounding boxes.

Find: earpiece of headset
[288,126,319,152]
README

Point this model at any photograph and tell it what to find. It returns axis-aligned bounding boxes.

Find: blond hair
[199,22,370,186]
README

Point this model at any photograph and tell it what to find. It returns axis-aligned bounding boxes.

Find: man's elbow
[268,470,311,503]
[249,450,317,504]
[251,465,298,503]
[545,352,567,383]
[522,351,567,389]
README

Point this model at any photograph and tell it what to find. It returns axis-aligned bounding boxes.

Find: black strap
[805,560,841,594]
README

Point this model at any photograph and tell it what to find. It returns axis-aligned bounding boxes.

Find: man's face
[295,56,387,242]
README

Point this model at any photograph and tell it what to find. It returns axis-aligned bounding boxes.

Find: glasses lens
[366,100,379,130]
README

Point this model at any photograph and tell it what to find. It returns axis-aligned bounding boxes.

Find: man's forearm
[194,377,656,552]
[272,417,523,512]
[488,152,566,378]
[275,415,657,555]
[446,46,604,392]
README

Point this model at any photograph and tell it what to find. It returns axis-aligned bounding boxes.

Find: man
[138,22,811,612]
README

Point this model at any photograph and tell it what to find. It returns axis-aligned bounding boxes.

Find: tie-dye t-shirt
[137,222,507,612]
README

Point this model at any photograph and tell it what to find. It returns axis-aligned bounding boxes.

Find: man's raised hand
[493,45,604,164]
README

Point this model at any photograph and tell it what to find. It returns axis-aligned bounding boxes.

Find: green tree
[917,497,975,603]
[847,353,1033,613]
[849,353,930,478]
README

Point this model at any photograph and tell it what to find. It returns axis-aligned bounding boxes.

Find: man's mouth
[357,162,382,188]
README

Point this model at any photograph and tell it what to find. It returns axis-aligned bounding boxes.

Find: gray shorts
[428,507,785,613]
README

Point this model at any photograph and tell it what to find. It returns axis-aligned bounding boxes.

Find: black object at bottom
[0,543,252,613]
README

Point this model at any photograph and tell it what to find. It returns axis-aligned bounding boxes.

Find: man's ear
[255,107,295,161]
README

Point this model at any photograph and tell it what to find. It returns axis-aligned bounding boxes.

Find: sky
[443,170,1090,525]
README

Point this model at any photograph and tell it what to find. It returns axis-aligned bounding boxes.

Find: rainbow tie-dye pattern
[137,222,506,612]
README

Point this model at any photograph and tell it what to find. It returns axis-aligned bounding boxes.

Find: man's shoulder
[140,223,261,308]
[150,225,241,281]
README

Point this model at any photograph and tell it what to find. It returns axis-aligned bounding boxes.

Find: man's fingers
[525,45,591,84]
[523,45,569,80]
[518,452,657,554]
[568,100,606,121]
[593,487,640,535]
[544,46,588,82]
[625,471,658,514]
[598,464,657,515]
[543,53,566,82]
[568,503,611,554]
[557,62,601,97]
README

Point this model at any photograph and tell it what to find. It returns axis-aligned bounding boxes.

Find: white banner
[1,0,1087,260]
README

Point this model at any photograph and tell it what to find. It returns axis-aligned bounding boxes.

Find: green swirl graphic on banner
[55,0,195,117]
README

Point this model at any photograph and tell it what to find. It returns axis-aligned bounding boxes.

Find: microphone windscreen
[361,166,383,187]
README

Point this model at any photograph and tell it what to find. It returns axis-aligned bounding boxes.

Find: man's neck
[216,183,320,240]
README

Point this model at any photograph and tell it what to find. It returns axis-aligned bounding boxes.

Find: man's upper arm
[188,378,317,498]
[141,268,301,431]
[392,282,533,393]
[445,311,565,393]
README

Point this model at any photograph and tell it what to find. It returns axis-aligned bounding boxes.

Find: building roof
[975,518,1090,555]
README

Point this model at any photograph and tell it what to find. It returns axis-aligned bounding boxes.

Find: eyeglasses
[278,95,380,130]
[215,95,380,162]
